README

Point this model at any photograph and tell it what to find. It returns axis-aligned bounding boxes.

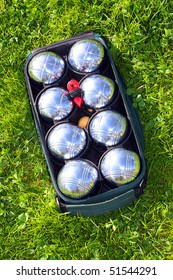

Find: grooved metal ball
[68,39,104,72]
[37,87,73,122]
[100,148,140,185]
[47,123,87,160]
[89,110,128,147]
[57,160,99,199]
[28,51,65,84]
[80,74,115,109]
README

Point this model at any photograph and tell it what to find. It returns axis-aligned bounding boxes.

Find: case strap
[64,189,136,216]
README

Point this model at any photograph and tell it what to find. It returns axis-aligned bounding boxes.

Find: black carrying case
[24,31,147,216]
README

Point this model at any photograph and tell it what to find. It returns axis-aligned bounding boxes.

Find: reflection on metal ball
[100,148,140,185]
[57,160,99,199]
[68,39,104,72]
[28,51,65,84]
[37,87,73,122]
[47,123,87,160]
[80,74,115,109]
[89,110,128,147]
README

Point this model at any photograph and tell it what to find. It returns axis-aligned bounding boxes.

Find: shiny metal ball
[100,148,140,185]
[47,123,87,160]
[80,74,115,109]
[28,51,65,84]
[57,160,99,199]
[37,87,73,122]
[68,39,104,72]
[89,110,128,147]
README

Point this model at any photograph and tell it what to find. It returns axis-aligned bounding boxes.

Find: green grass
[0,0,173,260]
